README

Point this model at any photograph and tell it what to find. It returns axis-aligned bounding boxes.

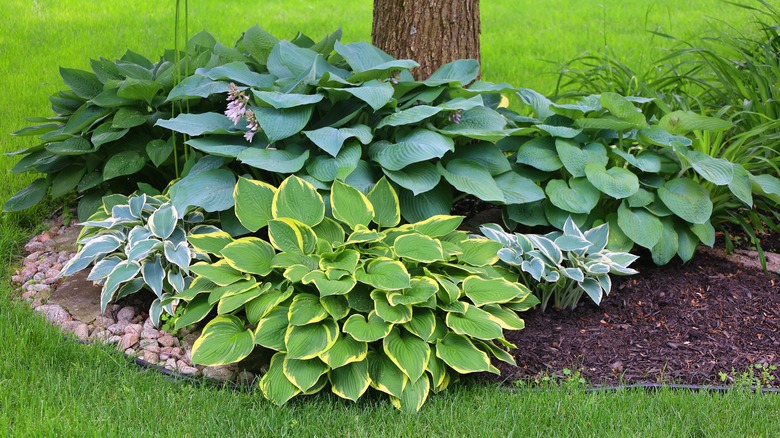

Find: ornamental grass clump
[177,175,538,412]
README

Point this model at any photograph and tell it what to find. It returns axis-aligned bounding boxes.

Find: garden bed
[14,214,780,389]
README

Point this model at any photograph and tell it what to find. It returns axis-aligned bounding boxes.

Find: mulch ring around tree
[496,248,780,387]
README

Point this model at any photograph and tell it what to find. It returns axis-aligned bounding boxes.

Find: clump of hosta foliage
[177,175,538,412]
[480,218,638,311]
[8,24,779,267]
[60,193,204,326]
[504,90,780,264]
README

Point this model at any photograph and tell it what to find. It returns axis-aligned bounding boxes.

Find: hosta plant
[60,193,206,326]
[504,90,780,264]
[480,218,638,311]
[4,30,242,220]
[175,175,538,412]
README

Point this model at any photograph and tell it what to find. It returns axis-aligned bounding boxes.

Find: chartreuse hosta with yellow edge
[174,175,538,412]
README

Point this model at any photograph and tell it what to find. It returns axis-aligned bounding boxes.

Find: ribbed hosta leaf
[284,318,339,360]
[435,333,494,374]
[584,163,640,199]
[556,139,608,177]
[545,178,600,214]
[220,237,275,276]
[272,175,325,226]
[438,159,505,202]
[367,350,407,398]
[516,137,563,171]
[383,328,430,382]
[234,177,276,232]
[191,315,255,366]
[463,276,528,306]
[303,124,372,157]
[283,356,329,392]
[330,359,370,402]
[617,201,664,249]
[259,353,301,406]
[657,178,713,224]
[169,169,236,216]
[343,311,393,342]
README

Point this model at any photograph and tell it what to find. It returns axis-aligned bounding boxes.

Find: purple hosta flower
[449,109,463,124]
[244,110,259,143]
[225,82,249,126]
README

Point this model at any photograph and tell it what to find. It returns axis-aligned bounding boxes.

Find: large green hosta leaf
[284,318,339,360]
[331,180,374,229]
[555,139,608,178]
[356,258,410,290]
[237,146,309,174]
[657,178,713,225]
[616,201,664,249]
[330,360,371,402]
[445,304,504,340]
[319,333,368,369]
[370,129,454,171]
[383,328,430,382]
[394,233,446,263]
[367,350,407,398]
[155,113,238,136]
[191,315,255,366]
[392,374,430,414]
[234,177,276,232]
[545,178,600,214]
[253,105,314,143]
[462,276,529,306]
[435,333,495,374]
[283,356,329,392]
[170,169,236,216]
[303,124,372,157]
[272,175,325,227]
[584,163,640,199]
[438,159,505,202]
[343,311,393,342]
[219,237,275,276]
[259,353,301,406]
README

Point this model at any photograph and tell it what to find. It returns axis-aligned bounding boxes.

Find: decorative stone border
[11,214,253,385]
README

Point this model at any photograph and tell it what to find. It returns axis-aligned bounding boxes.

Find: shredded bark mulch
[497,249,780,386]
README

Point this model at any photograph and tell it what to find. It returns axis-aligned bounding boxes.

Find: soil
[497,249,780,386]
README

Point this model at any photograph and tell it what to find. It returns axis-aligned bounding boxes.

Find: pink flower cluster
[225,83,259,142]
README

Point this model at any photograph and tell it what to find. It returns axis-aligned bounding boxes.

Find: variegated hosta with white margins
[480,217,639,311]
[59,193,211,326]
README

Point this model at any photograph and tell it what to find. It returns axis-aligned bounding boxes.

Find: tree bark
[372,0,480,80]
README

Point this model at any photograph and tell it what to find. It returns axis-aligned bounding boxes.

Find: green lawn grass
[1,0,777,435]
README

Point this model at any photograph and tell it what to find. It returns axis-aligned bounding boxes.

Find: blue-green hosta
[60,193,207,326]
[177,175,538,412]
[503,90,780,264]
[481,218,638,311]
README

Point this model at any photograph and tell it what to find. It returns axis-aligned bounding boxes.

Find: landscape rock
[179,366,200,376]
[125,323,143,337]
[34,304,71,325]
[158,335,175,348]
[142,328,160,340]
[139,339,159,350]
[116,306,136,321]
[203,365,235,382]
[120,333,140,350]
[50,270,103,323]
[107,320,130,335]
[143,352,160,363]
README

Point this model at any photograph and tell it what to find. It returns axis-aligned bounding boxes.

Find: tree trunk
[372,0,480,80]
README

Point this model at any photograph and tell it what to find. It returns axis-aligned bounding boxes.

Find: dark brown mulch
[496,250,780,386]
